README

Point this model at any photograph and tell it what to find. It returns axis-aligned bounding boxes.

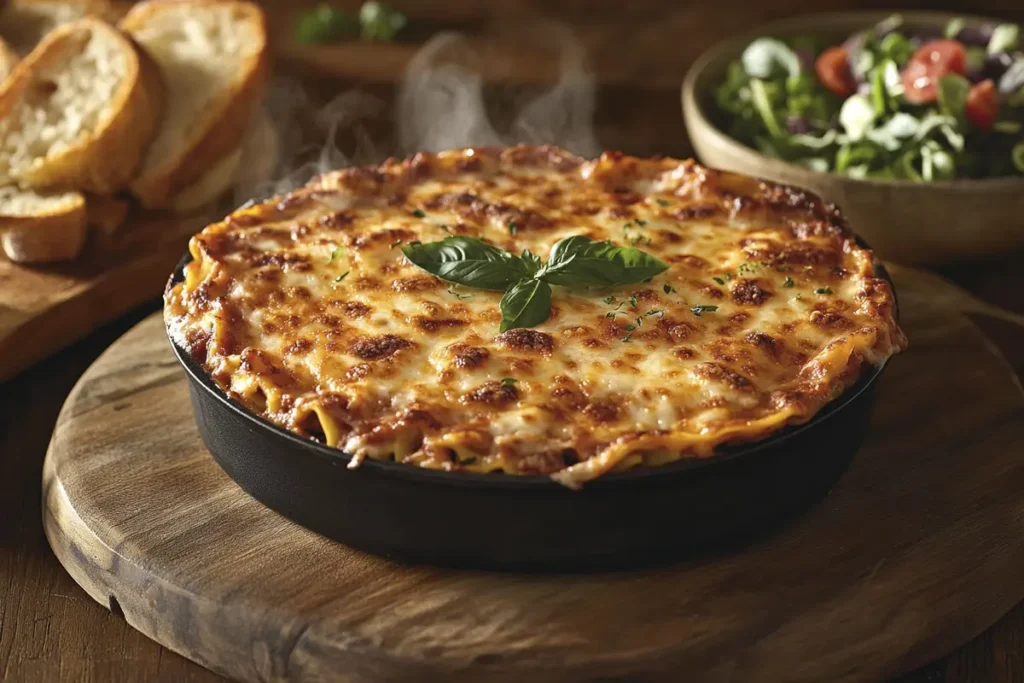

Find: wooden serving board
[42,266,1024,683]
[0,208,213,383]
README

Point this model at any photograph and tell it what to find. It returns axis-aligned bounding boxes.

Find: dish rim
[166,244,895,491]
[682,9,1024,192]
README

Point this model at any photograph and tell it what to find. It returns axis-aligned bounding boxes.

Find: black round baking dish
[167,253,896,572]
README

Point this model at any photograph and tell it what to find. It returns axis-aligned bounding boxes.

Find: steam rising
[239,24,600,203]
[398,28,599,157]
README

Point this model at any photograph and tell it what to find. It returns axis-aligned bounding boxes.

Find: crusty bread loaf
[0,37,18,80]
[0,185,87,262]
[0,0,121,54]
[120,0,269,209]
[0,18,164,193]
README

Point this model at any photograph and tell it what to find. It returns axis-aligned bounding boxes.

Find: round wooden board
[43,266,1024,683]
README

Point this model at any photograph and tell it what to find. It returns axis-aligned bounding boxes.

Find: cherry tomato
[901,39,968,103]
[815,46,857,97]
[965,79,1000,130]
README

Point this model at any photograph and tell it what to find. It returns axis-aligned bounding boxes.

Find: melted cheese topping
[164,146,907,487]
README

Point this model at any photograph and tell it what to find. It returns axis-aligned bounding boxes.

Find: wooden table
[0,256,1021,683]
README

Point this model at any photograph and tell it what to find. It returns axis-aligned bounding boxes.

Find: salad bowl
[682,11,1024,265]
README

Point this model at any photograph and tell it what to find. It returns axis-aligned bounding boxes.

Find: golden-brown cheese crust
[164,146,907,487]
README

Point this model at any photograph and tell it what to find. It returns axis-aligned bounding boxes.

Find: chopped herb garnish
[636,218,648,227]
[795,294,803,301]
[605,311,618,319]
[625,323,637,331]
[500,377,517,387]
[738,262,759,275]
[630,234,643,246]
[440,224,451,233]
[629,295,639,309]
[691,304,719,317]
[334,271,350,283]
[634,316,643,328]
[663,284,676,294]
[656,199,670,207]
[783,276,795,288]
[814,286,833,295]
[725,272,733,281]
[411,209,426,218]
[713,276,725,285]
[390,240,403,249]
[447,285,472,300]
[623,222,633,230]
[621,333,633,342]
[645,309,663,317]
[604,295,617,304]
[327,247,342,264]
[508,221,518,236]
[645,236,652,246]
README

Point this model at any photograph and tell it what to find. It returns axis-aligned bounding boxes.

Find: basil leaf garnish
[401,236,527,291]
[499,278,551,332]
[538,236,669,287]
[521,249,542,275]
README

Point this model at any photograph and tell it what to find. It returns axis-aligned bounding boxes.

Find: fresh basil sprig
[401,235,668,332]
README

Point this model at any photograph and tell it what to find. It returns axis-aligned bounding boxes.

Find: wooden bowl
[682,11,1024,266]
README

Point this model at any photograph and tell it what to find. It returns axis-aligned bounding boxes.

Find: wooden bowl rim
[681,9,1024,192]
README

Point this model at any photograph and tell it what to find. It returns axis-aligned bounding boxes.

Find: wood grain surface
[38,266,1024,683]
[0,208,212,383]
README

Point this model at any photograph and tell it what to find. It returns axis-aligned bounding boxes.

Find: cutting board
[0,208,213,383]
[41,266,1024,683]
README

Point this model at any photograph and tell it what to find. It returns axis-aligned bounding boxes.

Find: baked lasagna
[164,146,907,487]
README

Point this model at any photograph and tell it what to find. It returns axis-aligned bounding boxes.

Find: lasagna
[164,146,907,487]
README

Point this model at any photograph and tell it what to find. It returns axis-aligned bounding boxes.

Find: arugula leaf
[938,74,971,122]
[499,279,552,332]
[988,24,1019,55]
[401,237,527,291]
[741,38,801,81]
[866,113,919,151]
[537,236,669,287]
[749,79,784,138]
[944,18,965,39]
[879,33,914,65]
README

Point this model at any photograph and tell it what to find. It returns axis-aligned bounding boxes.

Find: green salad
[715,14,1024,180]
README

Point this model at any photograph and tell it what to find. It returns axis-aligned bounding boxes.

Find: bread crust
[120,0,269,209]
[0,188,87,262]
[0,17,165,194]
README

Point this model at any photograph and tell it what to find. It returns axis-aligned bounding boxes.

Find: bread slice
[0,37,19,80]
[0,0,122,55]
[169,107,279,215]
[120,0,269,209]
[0,185,87,262]
[0,18,164,194]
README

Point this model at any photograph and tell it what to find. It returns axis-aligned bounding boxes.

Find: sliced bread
[0,0,122,55]
[169,107,279,215]
[120,0,269,209]
[0,17,164,193]
[0,185,87,262]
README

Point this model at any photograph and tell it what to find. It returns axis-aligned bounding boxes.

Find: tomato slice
[965,79,999,130]
[815,46,857,97]
[902,39,968,104]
